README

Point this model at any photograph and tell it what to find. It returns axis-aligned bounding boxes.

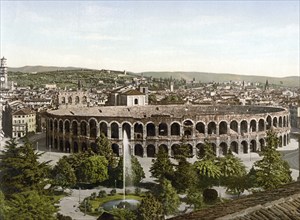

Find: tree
[155,179,180,216]
[137,192,164,220]
[93,133,115,166]
[131,156,145,185]
[76,155,108,184]
[51,158,77,189]
[186,188,203,210]
[254,131,292,190]
[150,147,174,181]
[110,208,137,220]
[173,159,197,193]
[0,190,9,219]
[6,190,56,220]
[0,139,50,197]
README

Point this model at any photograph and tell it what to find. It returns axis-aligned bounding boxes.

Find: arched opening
[266,115,272,130]
[61,97,66,104]
[159,144,168,154]
[279,116,283,127]
[240,120,247,134]
[112,144,119,156]
[159,123,168,136]
[72,121,78,136]
[59,120,63,133]
[230,120,238,133]
[147,145,156,157]
[184,129,192,136]
[80,121,87,136]
[146,123,156,137]
[250,120,256,132]
[207,122,216,135]
[73,141,79,153]
[100,122,108,137]
[171,144,180,157]
[134,123,143,139]
[230,141,238,154]
[68,96,72,104]
[59,139,64,152]
[219,121,227,135]
[250,140,257,152]
[273,117,278,128]
[65,141,70,153]
[89,119,97,138]
[49,120,53,131]
[134,98,138,105]
[196,122,205,134]
[81,142,88,152]
[111,122,119,139]
[65,121,70,134]
[259,138,265,151]
[187,144,193,157]
[171,123,180,136]
[220,142,228,155]
[258,119,264,132]
[279,136,283,147]
[75,96,80,105]
[54,120,58,131]
[283,135,287,146]
[90,142,98,153]
[134,144,143,157]
[183,120,193,126]
[196,143,205,159]
[241,141,248,154]
[54,138,58,149]
[82,96,87,104]
[122,123,131,139]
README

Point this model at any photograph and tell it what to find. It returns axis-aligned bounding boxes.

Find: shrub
[110,189,117,196]
[203,188,218,204]
[125,189,131,195]
[135,187,141,196]
[98,190,107,198]
[90,192,97,199]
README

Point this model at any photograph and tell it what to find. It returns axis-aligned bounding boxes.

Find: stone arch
[219,121,228,135]
[241,141,248,154]
[146,122,156,137]
[134,122,144,139]
[266,115,272,129]
[65,140,71,153]
[196,122,205,134]
[134,144,143,157]
[171,122,180,136]
[183,120,193,137]
[259,138,265,151]
[111,122,119,139]
[89,118,97,138]
[240,120,248,134]
[68,96,72,104]
[207,122,216,135]
[112,143,119,156]
[159,144,168,154]
[230,120,238,133]
[64,120,70,133]
[49,119,53,131]
[122,122,131,139]
[171,144,180,157]
[134,98,138,105]
[186,144,193,157]
[81,142,88,152]
[73,141,79,153]
[283,134,287,146]
[54,119,58,131]
[258,119,264,132]
[250,119,256,132]
[147,144,156,157]
[183,119,194,126]
[75,96,80,105]
[220,142,228,155]
[80,121,87,136]
[279,116,283,127]
[90,142,98,153]
[159,122,168,136]
[100,121,108,136]
[273,117,278,128]
[72,120,78,136]
[196,143,205,158]
[250,140,257,152]
[230,141,238,154]
[59,120,63,133]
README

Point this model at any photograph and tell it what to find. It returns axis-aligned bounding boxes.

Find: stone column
[119,126,123,140]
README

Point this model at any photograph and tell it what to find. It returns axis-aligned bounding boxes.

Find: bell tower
[0,57,8,89]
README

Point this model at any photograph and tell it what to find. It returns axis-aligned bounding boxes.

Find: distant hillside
[8,65,83,73]
[138,71,299,87]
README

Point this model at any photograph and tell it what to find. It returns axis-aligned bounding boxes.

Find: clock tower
[0,57,8,89]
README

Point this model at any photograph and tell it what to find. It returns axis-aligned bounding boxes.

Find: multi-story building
[12,108,36,138]
[0,57,8,89]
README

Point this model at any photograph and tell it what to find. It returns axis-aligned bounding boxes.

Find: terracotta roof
[171,181,300,220]
[13,108,34,115]
[122,89,144,95]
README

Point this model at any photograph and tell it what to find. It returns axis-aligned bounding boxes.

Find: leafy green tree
[0,139,50,196]
[110,208,137,220]
[155,178,180,216]
[186,188,203,210]
[94,133,116,166]
[173,159,197,193]
[6,190,56,220]
[51,158,76,189]
[137,192,164,220]
[194,142,220,189]
[0,190,9,219]
[254,131,292,190]
[150,147,174,181]
[76,155,108,184]
[131,156,145,185]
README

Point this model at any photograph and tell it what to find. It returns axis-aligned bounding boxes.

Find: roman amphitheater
[46,105,290,157]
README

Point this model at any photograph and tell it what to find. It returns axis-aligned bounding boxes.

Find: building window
[134,98,138,105]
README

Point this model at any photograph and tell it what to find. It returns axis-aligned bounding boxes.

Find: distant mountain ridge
[8,65,82,73]
[138,71,299,87]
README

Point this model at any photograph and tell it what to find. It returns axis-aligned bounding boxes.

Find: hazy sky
[0,1,299,77]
